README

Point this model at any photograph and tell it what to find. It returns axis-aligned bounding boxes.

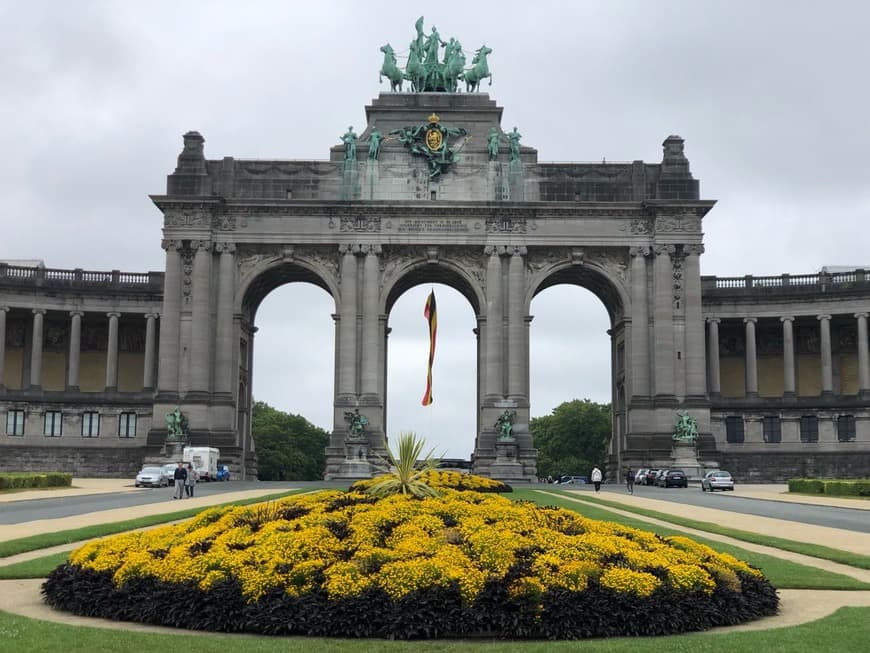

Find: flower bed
[349,470,512,494]
[42,489,778,639]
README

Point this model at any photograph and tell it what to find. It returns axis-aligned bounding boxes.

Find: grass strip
[0,552,70,579]
[539,489,870,570]
[0,490,304,558]
[512,489,870,590]
[0,604,868,652]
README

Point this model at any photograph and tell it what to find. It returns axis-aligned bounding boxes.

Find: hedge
[0,472,73,490]
[788,478,870,497]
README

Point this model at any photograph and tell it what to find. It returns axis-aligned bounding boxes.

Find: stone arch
[236,252,340,321]
[380,250,485,316]
[525,249,630,323]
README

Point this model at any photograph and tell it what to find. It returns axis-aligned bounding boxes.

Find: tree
[530,399,611,480]
[251,401,329,481]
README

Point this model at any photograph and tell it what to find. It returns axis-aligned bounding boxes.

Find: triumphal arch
[4,20,868,480]
[149,21,712,481]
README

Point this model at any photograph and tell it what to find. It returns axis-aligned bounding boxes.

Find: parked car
[643,469,660,485]
[135,466,168,488]
[659,469,688,488]
[557,475,588,485]
[634,468,649,484]
[216,464,231,482]
[161,463,178,484]
[654,469,669,486]
[701,470,735,491]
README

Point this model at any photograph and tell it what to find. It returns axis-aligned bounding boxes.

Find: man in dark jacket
[172,461,187,500]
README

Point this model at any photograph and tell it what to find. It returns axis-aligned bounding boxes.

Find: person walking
[184,462,197,498]
[172,461,187,500]
[625,466,635,495]
[591,466,602,492]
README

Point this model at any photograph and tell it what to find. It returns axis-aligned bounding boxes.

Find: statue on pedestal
[165,407,188,441]
[495,409,515,441]
[344,409,368,440]
[673,410,699,443]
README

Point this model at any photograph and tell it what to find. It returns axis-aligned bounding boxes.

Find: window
[837,415,856,442]
[81,412,100,437]
[6,410,25,436]
[44,411,63,437]
[725,416,744,443]
[118,412,137,438]
[762,416,782,443]
[800,415,819,443]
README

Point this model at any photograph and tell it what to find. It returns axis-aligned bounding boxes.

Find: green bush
[788,478,824,493]
[788,478,870,497]
[0,472,72,490]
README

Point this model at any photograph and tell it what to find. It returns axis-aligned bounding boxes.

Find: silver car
[701,470,735,491]
[161,463,178,484]
[135,466,169,488]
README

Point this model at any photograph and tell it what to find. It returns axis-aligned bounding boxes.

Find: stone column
[337,245,359,400]
[157,240,183,396]
[856,312,870,395]
[507,246,527,401]
[67,311,83,390]
[484,246,504,400]
[781,316,796,397]
[214,243,236,396]
[683,244,706,397]
[188,239,213,396]
[652,244,675,396]
[105,312,120,390]
[30,309,45,389]
[0,307,7,388]
[706,318,721,395]
[360,245,381,400]
[143,313,157,390]
[629,247,650,398]
[744,317,758,397]
[818,314,833,395]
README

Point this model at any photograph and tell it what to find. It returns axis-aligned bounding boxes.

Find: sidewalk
[0,479,293,544]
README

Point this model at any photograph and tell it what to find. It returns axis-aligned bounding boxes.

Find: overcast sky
[3,2,869,458]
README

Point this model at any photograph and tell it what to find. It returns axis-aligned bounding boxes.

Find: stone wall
[717,451,870,483]
[0,445,148,477]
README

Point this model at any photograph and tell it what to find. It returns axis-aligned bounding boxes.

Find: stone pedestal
[335,439,374,479]
[671,440,703,480]
[488,438,525,479]
[162,439,186,462]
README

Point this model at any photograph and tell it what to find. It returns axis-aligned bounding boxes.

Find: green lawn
[513,489,870,590]
[541,488,870,570]
[1,607,868,652]
[0,490,305,558]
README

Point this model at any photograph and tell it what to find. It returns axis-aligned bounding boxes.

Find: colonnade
[706,312,870,396]
[0,305,157,392]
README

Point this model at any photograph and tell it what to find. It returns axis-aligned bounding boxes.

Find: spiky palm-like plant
[367,431,441,498]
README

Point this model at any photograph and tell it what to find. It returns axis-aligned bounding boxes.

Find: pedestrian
[184,462,197,498]
[591,466,602,492]
[626,466,634,495]
[172,461,187,500]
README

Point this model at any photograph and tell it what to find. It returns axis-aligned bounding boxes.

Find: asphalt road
[594,483,870,534]
[2,481,868,534]
[0,481,323,525]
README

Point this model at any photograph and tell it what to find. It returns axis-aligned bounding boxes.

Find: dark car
[660,469,688,488]
[643,468,660,485]
[701,470,734,491]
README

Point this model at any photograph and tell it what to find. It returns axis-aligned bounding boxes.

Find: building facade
[2,91,868,481]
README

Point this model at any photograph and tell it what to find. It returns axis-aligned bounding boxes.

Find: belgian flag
[421,290,437,405]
